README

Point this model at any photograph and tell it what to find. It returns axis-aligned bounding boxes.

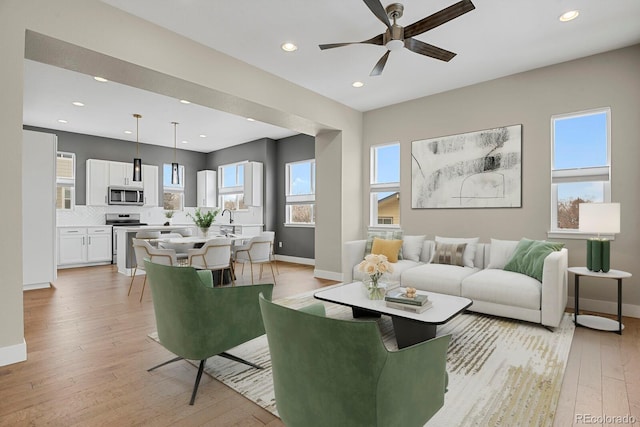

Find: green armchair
[259,294,450,427]
[144,260,274,405]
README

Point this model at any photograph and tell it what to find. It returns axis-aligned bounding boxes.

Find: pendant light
[132,113,142,182]
[171,121,180,185]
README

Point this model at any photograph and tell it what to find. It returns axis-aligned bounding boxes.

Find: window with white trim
[163,163,184,210]
[551,107,611,232]
[56,151,75,210]
[218,161,247,210]
[370,143,400,227]
[285,159,315,226]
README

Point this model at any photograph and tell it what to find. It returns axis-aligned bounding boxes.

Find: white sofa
[343,238,568,328]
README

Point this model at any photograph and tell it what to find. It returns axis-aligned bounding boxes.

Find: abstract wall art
[411,125,522,209]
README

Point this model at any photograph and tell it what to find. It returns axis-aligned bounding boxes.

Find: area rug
[149,289,575,426]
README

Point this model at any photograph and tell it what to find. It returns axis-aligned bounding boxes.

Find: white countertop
[57,225,112,228]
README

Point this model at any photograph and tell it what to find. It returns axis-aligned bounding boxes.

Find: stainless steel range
[105,213,147,263]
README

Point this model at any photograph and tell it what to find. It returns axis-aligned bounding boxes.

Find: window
[163,163,184,210]
[56,152,75,210]
[551,108,611,233]
[218,162,247,210]
[370,143,400,227]
[285,159,315,226]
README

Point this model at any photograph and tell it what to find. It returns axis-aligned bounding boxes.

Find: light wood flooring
[1,263,639,426]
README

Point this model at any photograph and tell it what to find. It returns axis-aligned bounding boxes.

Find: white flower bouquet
[358,253,394,299]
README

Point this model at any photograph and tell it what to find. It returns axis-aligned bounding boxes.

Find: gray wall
[363,45,640,309]
[275,134,316,258]
[24,125,207,207]
[206,138,278,232]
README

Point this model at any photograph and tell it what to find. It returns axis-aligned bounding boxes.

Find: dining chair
[187,237,234,286]
[129,238,177,302]
[157,232,190,264]
[260,231,279,275]
[233,235,276,285]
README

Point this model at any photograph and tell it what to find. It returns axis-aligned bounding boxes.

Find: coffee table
[314,282,472,349]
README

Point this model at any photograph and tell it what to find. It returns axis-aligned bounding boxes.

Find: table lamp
[579,203,620,273]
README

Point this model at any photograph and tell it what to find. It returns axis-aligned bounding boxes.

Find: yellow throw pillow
[371,237,403,263]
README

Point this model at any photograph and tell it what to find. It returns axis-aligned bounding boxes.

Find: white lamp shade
[579,203,620,234]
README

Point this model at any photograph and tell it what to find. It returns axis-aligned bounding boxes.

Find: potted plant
[187,208,219,236]
[163,210,175,226]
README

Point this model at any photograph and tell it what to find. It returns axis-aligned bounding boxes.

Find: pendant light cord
[134,113,142,156]
[172,122,178,161]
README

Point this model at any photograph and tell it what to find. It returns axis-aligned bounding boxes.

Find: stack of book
[385,290,432,313]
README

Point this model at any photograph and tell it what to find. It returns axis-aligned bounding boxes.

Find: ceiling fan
[319,0,475,76]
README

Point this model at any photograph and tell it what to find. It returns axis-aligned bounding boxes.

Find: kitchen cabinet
[86,159,110,206]
[197,170,217,208]
[86,160,158,206]
[244,161,263,207]
[109,161,142,188]
[58,227,112,267]
[143,164,159,206]
[23,130,57,290]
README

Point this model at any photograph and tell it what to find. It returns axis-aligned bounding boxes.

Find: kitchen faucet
[222,209,234,224]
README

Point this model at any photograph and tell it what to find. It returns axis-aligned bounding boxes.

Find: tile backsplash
[56,205,263,226]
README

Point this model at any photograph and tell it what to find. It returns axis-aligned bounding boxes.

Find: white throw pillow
[487,238,520,269]
[402,235,426,262]
[434,236,479,268]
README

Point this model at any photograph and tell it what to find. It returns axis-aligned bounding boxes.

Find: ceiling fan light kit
[319,0,475,76]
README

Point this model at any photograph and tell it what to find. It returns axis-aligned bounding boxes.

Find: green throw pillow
[364,230,403,260]
[503,239,564,282]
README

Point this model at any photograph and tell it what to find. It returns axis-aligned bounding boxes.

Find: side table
[569,267,632,335]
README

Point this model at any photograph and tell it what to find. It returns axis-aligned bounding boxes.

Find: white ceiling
[23,0,640,152]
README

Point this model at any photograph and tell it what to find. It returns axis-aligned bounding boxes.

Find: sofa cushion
[371,237,403,263]
[353,259,419,284]
[365,230,403,259]
[503,239,565,281]
[401,264,479,296]
[435,236,479,268]
[461,269,541,310]
[402,235,426,262]
[487,239,519,269]
[431,242,467,267]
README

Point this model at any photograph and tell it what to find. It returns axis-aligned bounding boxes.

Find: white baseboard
[314,269,343,281]
[567,296,640,319]
[275,255,315,266]
[23,282,51,291]
[0,339,27,367]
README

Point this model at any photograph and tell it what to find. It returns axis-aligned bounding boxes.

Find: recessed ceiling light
[93,76,108,82]
[199,134,207,138]
[181,140,188,144]
[179,99,191,104]
[124,130,133,135]
[559,10,579,22]
[72,101,85,107]
[281,42,298,52]
[57,119,68,124]
[352,81,364,88]
[247,117,256,122]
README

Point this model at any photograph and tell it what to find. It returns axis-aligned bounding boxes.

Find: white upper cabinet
[86,159,158,206]
[142,164,159,207]
[197,170,217,208]
[109,161,142,188]
[86,159,110,206]
[244,161,263,207]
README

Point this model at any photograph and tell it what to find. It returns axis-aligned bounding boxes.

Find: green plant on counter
[187,208,219,228]
[164,211,175,219]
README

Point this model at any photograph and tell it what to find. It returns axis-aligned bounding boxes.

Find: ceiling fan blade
[404,0,475,39]
[370,51,390,76]
[319,34,383,50]
[363,0,392,30]
[404,38,456,62]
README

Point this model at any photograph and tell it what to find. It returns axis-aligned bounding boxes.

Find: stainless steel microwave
[108,186,144,205]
